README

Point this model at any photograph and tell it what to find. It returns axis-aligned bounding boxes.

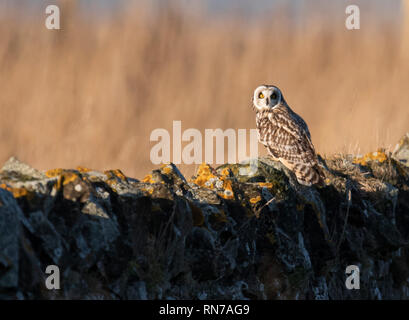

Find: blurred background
[0,0,408,179]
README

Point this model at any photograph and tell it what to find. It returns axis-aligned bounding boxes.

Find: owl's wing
[258,108,318,166]
[291,112,312,141]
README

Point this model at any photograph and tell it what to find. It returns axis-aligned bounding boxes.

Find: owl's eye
[258,92,264,99]
[270,92,277,100]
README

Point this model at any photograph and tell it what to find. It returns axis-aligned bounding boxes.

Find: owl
[252,85,324,186]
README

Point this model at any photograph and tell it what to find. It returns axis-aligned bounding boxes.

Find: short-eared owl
[253,85,324,186]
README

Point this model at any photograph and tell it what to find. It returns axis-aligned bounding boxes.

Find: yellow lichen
[104,169,127,182]
[62,172,80,185]
[76,166,91,173]
[45,168,64,178]
[194,164,235,199]
[250,195,262,204]
[54,172,81,190]
[0,183,32,199]
[161,166,172,175]
[142,174,155,184]
[353,148,388,166]
[218,189,234,200]
[258,182,273,189]
[11,188,28,198]
[141,187,154,195]
[220,168,230,176]
[193,163,217,188]
[218,178,235,199]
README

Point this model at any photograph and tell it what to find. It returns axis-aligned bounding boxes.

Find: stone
[393,133,409,167]
[0,134,409,299]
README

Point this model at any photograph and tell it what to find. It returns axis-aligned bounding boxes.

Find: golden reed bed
[0,1,408,179]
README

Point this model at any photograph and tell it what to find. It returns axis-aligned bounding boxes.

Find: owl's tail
[293,163,326,187]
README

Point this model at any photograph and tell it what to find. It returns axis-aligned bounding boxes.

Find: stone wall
[0,134,409,300]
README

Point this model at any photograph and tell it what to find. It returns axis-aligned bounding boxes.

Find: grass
[0,1,408,179]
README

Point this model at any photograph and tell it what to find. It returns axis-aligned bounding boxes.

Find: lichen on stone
[0,133,409,300]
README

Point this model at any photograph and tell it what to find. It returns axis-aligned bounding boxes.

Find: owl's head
[252,85,283,111]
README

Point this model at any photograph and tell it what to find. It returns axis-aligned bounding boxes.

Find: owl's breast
[256,111,278,145]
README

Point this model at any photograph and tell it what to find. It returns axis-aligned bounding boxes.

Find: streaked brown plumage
[253,85,324,186]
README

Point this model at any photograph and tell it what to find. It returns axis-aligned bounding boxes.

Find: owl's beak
[266,97,270,105]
